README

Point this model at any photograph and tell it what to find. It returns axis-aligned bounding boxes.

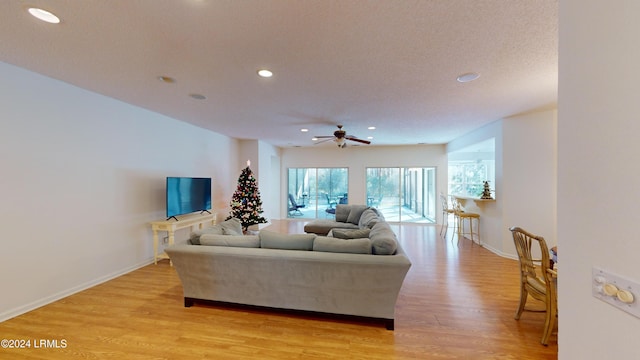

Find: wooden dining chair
[510,226,557,345]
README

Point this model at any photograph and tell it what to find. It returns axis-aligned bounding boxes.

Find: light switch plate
[592,267,640,319]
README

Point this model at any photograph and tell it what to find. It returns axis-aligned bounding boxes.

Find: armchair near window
[324,193,337,209]
[288,193,305,216]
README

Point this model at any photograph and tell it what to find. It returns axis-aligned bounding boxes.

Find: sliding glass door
[287,167,348,219]
[366,167,436,223]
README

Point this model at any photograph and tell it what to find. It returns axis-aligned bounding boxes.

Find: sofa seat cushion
[369,222,398,255]
[200,234,260,248]
[259,230,316,251]
[304,220,360,236]
[313,236,372,254]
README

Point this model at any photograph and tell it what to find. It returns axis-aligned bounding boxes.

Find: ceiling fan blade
[346,136,371,144]
[314,135,335,139]
[313,138,334,145]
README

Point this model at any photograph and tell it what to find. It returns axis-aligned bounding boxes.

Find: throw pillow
[189,224,223,245]
[332,228,371,239]
[200,234,260,248]
[346,205,369,225]
[259,230,316,251]
[220,218,243,235]
[313,236,372,254]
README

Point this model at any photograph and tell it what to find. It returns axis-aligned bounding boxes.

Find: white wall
[502,109,557,253]
[447,109,557,257]
[280,144,447,219]
[235,139,281,225]
[0,61,239,321]
[559,1,640,357]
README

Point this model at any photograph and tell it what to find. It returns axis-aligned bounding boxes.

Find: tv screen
[166,177,212,219]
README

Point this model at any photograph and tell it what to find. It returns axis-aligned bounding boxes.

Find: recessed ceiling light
[189,93,206,100]
[368,126,376,130]
[28,7,61,24]
[367,136,374,140]
[157,76,176,83]
[312,137,318,141]
[300,128,308,132]
[257,69,273,78]
[456,72,480,83]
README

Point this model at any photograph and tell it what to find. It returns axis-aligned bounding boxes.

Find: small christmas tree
[480,181,493,199]
[226,165,268,231]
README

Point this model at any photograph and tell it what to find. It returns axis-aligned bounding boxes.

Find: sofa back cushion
[369,222,398,255]
[346,205,369,225]
[313,236,372,254]
[200,234,260,248]
[259,230,316,251]
[358,208,380,229]
[335,204,351,222]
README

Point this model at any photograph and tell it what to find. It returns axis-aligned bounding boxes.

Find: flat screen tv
[166,177,212,220]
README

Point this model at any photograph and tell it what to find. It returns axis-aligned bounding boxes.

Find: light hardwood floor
[0,220,557,359]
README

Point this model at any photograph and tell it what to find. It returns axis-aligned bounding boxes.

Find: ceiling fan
[314,125,371,148]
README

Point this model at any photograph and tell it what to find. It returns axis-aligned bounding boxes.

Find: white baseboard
[0,258,155,323]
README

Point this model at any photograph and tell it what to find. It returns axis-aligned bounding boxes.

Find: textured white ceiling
[0,0,558,147]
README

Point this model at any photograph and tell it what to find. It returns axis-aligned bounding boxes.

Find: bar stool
[439,193,456,237]
[453,199,481,245]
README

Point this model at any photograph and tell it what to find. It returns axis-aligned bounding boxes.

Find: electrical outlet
[162,236,169,245]
[592,267,640,319]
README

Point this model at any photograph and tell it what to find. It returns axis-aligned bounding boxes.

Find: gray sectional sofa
[165,209,411,330]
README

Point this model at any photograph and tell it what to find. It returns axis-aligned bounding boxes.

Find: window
[448,160,495,198]
[287,168,348,218]
[448,138,495,198]
[366,167,436,223]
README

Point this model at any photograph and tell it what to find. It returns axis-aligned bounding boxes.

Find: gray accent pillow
[200,234,260,248]
[358,209,380,229]
[313,236,372,254]
[221,218,243,235]
[369,222,398,255]
[332,228,371,239]
[259,230,316,251]
[189,224,223,245]
[346,205,369,225]
[335,205,351,222]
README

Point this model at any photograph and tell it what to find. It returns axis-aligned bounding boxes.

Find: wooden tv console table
[150,212,217,264]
